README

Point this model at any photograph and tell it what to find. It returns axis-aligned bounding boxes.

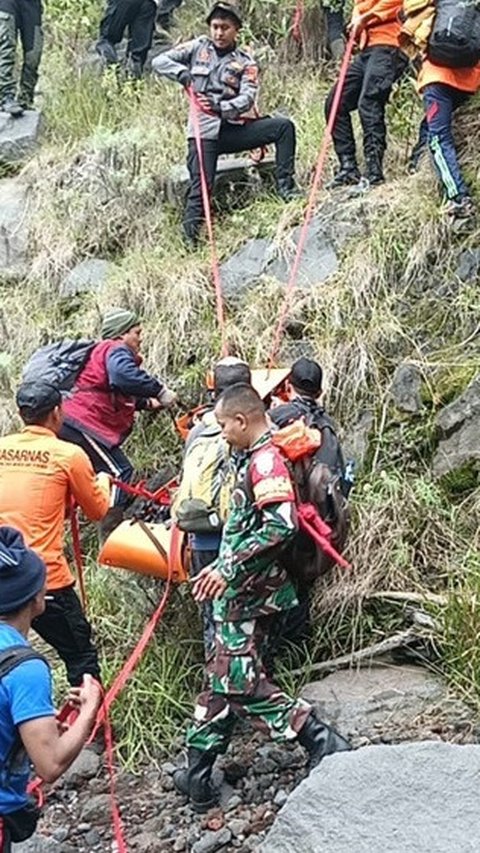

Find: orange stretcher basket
[98,519,189,583]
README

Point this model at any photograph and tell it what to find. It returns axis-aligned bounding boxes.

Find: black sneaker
[444,195,476,221]
[1,95,24,117]
[96,38,118,65]
[327,159,361,189]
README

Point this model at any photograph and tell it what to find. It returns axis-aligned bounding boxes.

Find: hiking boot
[327,157,361,189]
[277,180,303,201]
[444,195,476,222]
[1,95,24,117]
[297,711,352,770]
[364,153,385,186]
[125,58,143,80]
[173,748,218,813]
[96,38,118,65]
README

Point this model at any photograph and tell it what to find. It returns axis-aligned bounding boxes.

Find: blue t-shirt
[0,624,54,815]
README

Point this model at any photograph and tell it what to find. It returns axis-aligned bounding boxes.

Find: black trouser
[60,422,133,508]
[190,548,218,659]
[325,46,408,162]
[0,0,42,104]
[325,8,345,45]
[184,116,296,241]
[156,0,182,29]
[98,0,155,67]
[32,586,101,687]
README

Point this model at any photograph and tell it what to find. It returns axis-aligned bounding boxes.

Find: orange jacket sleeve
[68,448,110,521]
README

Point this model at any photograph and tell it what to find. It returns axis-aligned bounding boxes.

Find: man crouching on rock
[152,1,300,247]
[174,383,351,813]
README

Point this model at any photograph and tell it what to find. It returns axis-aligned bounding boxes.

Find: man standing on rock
[0,381,110,688]
[0,0,43,115]
[325,0,408,187]
[96,0,156,78]
[152,1,300,246]
[0,526,101,850]
[174,383,351,813]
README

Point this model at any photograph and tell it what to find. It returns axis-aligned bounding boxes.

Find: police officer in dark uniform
[152,2,300,245]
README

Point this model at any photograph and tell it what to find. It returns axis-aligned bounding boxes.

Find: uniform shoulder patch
[253,449,275,477]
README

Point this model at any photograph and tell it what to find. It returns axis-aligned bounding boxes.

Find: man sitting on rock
[0,526,101,850]
[174,383,351,813]
[0,0,43,116]
[152,1,300,246]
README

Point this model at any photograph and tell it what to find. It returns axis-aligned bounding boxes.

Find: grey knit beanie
[101,308,139,340]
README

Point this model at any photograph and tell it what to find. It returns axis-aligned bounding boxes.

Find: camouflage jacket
[213,432,299,622]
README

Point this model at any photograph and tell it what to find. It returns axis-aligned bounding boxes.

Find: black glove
[178,69,193,88]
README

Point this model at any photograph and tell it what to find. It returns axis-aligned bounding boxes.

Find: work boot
[364,153,385,186]
[1,95,24,117]
[96,38,118,66]
[125,58,143,80]
[276,179,303,201]
[98,506,124,543]
[297,711,352,771]
[327,156,361,189]
[173,748,218,813]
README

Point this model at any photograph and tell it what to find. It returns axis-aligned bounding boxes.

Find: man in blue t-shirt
[0,527,101,851]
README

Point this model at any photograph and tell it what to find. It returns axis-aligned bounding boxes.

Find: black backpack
[428,0,480,67]
[22,340,96,396]
[283,409,350,584]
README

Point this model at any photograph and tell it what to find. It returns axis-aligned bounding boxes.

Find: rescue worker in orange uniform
[417,59,480,221]
[325,0,408,187]
[0,381,110,686]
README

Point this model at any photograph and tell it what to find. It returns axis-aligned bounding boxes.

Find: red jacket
[63,340,141,447]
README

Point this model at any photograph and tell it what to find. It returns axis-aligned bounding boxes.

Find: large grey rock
[390,363,423,413]
[0,110,42,163]
[342,409,374,468]
[433,374,480,477]
[79,792,111,823]
[268,217,338,287]
[60,258,113,298]
[456,248,480,282]
[0,178,30,278]
[166,155,274,206]
[262,742,480,852]
[301,665,465,741]
[61,747,100,786]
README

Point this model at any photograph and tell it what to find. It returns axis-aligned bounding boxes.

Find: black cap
[206,2,242,26]
[16,381,62,414]
[290,358,323,396]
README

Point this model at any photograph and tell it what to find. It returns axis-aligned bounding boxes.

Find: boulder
[390,363,423,414]
[60,258,113,298]
[301,664,470,741]
[0,110,42,163]
[262,742,480,852]
[61,748,100,786]
[0,177,30,278]
[342,409,374,468]
[455,248,480,282]
[433,374,480,477]
[165,155,275,206]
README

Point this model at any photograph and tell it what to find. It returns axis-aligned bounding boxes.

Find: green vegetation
[2,0,480,767]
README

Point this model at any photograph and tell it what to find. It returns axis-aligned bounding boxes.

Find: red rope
[292,0,305,44]
[298,503,351,569]
[110,477,175,505]
[268,27,357,368]
[187,87,228,357]
[70,501,88,613]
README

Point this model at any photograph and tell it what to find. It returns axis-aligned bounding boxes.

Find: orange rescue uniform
[354,0,403,48]
[0,426,109,590]
[417,59,480,94]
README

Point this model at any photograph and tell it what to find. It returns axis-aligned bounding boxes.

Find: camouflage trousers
[186,616,311,753]
[0,0,43,104]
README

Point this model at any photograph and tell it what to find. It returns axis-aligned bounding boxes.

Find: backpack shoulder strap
[0,646,49,682]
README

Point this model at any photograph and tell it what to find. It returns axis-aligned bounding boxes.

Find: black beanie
[0,527,46,614]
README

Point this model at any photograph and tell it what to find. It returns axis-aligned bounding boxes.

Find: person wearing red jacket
[417,59,480,221]
[325,0,408,187]
[60,308,176,538]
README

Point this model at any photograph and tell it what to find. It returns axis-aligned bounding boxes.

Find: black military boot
[173,748,218,813]
[365,152,385,186]
[276,179,303,201]
[327,156,361,189]
[297,711,352,770]
[1,94,24,117]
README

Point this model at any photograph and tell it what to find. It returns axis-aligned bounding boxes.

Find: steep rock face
[433,374,480,477]
[0,178,31,279]
[262,742,480,853]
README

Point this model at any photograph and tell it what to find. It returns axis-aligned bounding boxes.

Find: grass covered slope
[1,0,480,765]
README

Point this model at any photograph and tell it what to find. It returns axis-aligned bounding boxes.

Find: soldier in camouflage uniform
[174,383,351,813]
[0,0,43,116]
